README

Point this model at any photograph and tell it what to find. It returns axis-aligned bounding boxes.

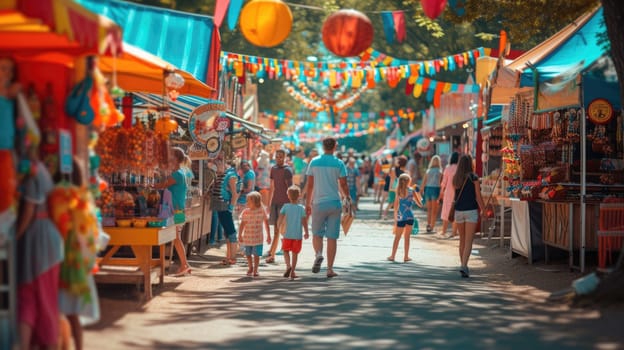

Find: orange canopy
[14,43,214,97]
[0,0,122,55]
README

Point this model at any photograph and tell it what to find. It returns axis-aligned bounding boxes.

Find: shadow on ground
[99,261,618,350]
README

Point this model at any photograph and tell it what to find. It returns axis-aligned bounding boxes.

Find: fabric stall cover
[77,0,218,91]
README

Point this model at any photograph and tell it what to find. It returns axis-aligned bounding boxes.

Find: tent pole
[580,75,586,273]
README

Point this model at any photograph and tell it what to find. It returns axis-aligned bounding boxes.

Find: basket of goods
[132,218,148,228]
[113,191,135,218]
[116,219,132,227]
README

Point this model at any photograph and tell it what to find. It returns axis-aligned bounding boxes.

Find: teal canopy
[519,7,607,87]
[77,0,217,88]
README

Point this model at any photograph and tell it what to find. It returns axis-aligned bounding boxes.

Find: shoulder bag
[448,177,468,222]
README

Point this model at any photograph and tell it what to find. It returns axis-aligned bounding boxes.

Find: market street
[85,196,624,350]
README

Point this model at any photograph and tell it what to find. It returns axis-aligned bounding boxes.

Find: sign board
[188,101,225,144]
[188,142,209,160]
[231,133,248,149]
[214,114,231,132]
[59,129,72,174]
[587,98,613,125]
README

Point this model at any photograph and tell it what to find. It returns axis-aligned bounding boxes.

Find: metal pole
[580,76,586,272]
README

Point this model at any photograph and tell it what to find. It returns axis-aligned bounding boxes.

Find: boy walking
[279,186,309,279]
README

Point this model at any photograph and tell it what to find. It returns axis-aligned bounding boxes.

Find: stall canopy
[394,130,423,154]
[77,0,219,91]
[489,6,603,104]
[0,0,122,56]
[133,92,265,135]
[12,43,215,98]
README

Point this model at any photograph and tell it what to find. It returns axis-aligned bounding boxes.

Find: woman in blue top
[388,173,421,262]
[154,147,191,276]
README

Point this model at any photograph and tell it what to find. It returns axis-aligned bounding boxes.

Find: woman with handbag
[452,154,486,278]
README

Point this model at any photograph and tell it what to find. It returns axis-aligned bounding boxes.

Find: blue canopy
[519,7,607,87]
[77,0,216,87]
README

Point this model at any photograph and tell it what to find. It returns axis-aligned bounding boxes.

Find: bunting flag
[227,0,244,30]
[213,0,230,28]
[392,11,406,43]
[381,12,395,44]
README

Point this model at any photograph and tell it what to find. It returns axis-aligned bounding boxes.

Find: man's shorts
[454,209,479,224]
[269,203,284,225]
[311,201,342,240]
[243,244,263,257]
[282,238,303,254]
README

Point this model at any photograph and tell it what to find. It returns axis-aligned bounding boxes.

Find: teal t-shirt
[168,169,187,211]
[306,154,347,205]
[280,203,305,239]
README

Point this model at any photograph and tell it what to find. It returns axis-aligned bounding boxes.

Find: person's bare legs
[290,252,299,278]
[20,323,33,350]
[452,222,459,237]
[313,234,324,258]
[326,238,337,275]
[173,226,190,274]
[379,191,388,218]
[388,228,401,260]
[67,314,83,350]
[430,200,440,231]
[253,255,260,276]
[245,255,253,275]
[403,225,412,261]
[284,251,291,270]
[461,222,478,267]
[457,222,467,263]
[267,225,279,261]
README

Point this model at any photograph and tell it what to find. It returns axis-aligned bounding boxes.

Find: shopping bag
[341,197,355,235]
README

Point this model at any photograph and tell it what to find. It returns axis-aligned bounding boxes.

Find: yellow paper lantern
[239,0,292,48]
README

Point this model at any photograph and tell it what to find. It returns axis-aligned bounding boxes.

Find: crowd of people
[206,137,486,281]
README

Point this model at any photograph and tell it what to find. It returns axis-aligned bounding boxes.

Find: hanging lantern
[421,0,448,20]
[165,72,185,90]
[239,0,292,48]
[322,9,374,58]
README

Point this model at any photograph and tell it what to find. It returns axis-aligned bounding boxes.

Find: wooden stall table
[97,225,176,300]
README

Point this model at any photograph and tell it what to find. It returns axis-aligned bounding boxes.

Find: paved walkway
[85,195,624,350]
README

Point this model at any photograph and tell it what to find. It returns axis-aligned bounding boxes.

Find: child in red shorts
[278,186,309,279]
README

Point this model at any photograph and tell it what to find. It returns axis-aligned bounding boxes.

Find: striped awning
[132,93,266,135]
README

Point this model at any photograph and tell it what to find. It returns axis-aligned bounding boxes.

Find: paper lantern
[239,0,292,48]
[322,9,374,57]
[421,0,447,20]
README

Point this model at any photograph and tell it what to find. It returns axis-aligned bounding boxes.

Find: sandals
[173,266,191,277]
[220,259,236,266]
[290,272,298,280]
[326,271,338,278]
[387,257,395,262]
[404,257,412,263]
[283,267,292,278]
[312,256,324,273]
[265,257,275,264]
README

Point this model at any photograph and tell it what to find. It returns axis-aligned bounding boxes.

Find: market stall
[484,6,623,271]
[0,0,124,346]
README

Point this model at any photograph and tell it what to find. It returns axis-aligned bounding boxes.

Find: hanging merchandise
[322,9,374,57]
[239,0,292,48]
[66,75,95,125]
[0,150,16,213]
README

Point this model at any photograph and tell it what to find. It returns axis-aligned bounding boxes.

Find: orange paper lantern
[322,10,374,57]
[239,0,292,48]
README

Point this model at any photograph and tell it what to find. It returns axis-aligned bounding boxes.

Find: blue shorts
[454,209,479,224]
[423,186,441,201]
[396,219,414,228]
[243,245,263,257]
[311,201,342,240]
